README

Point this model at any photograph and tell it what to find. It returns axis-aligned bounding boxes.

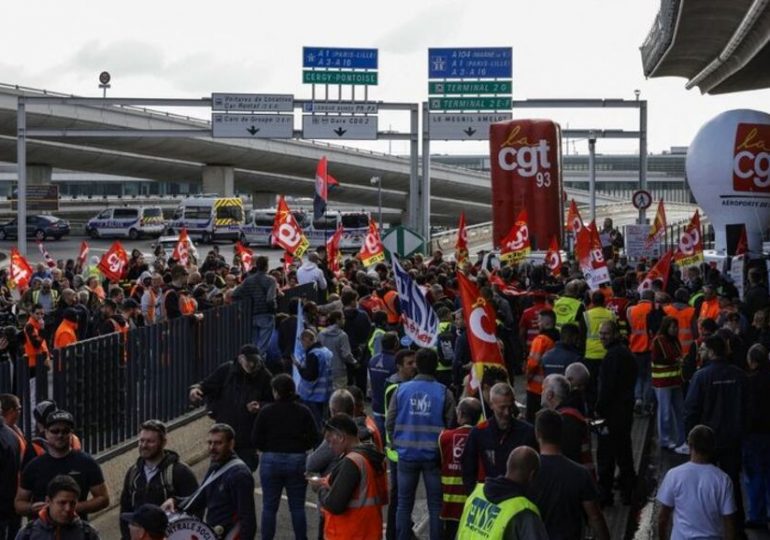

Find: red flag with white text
[37,242,56,269]
[9,248,34,290]
[544,235,562,276]
[673,210,704,267]
[172,228,193,267]
[358,218,385,267]
[326,223,344,274]
[566,199,583,234]
[499,209,531,263]
[272,196,310,258]
[638,250,673,294]
[235,241,254,273]
[76,241,90,269]
[98,241,129,282]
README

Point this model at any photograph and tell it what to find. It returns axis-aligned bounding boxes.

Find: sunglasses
[48,428,72,435]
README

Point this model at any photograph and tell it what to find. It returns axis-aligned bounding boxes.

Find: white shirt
[296,262,327,291]
[656,461,736,540]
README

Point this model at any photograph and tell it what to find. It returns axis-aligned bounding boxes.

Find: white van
[85,207,165,239]
[167,196,244,243]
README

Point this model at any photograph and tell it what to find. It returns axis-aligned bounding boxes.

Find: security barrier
[1,300,252,455]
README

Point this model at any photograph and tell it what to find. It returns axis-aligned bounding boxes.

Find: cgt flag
[390,253,439,347]
[673,210,704,268]
[455,212,469,264]
[313,156,339,221]
[358,218,385,267]
[499,209,531,264]
[638,250,673,294]
[171,228,194,267]
[566,199,584,234]
[273,196,310,258]
[544,235,562,276]
[235,241,254,272]
[457,271,506,389]
[37,241,56,269]
[576,221,610,290]
[9,248,33,290]
[98,241,129,282]
[326,223,344,274]
[76,241,90,269]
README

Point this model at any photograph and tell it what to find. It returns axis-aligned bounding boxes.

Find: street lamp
[370,176,382,226]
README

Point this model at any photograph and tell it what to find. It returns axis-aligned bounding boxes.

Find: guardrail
[0,300,252,455]
[431,221,494,253]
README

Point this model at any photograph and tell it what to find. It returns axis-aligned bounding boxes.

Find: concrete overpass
[0,83,623,228]
[641,0,770,94]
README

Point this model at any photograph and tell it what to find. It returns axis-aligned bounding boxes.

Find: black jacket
[684,359,748,449]
[595,341,637,423]
[343,307,372,354]
[747,366,770,435]
[0,419,21,520]
[119,450,198,539]
[197,361,273,450]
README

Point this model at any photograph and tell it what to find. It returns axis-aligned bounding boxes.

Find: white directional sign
[302,115,378,140]
[302,101,378,114]
[429,112,512,141]
[211,114,293,138]
[211,93,294,112]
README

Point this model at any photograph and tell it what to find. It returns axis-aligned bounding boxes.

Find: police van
[85,207,165,239]
[167,196,244,243]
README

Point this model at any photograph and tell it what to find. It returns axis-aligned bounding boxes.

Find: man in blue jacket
[684,334,748,534]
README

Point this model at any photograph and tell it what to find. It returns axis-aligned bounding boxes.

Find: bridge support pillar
[251,191,276,209]
[27,164,52,185]
[202,165,234,197]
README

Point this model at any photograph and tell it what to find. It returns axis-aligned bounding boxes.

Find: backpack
[436,325,456,364]
[126,461,176,507]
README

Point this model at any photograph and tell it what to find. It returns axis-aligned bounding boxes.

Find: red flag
[272,196,310,258]
[314,156,339,220]
[358,218,385,267]
[234,241,254,273]
[646,199,667,247]
[76,241,90,269]
[457,271,506,389]
[9,248,34,290]
[455,212,469,264]
[499,209,531,264]
[283,251,294,274]
[171,228,192,267]
[37,241,56,269]
[576,221,611,290]
[544,235,562,276]
[566,199,583,234]
[673,210,704,267]
[638,250,673,294]
[326,223,344,274]
[98,241,129,282]
[735,225,748,256]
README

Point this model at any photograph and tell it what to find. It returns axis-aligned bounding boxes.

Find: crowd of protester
[0,216,769,539]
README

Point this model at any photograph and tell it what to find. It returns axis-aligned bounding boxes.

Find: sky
[3,0,769,157]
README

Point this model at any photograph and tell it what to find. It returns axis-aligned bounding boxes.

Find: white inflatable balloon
[686,109,770,253]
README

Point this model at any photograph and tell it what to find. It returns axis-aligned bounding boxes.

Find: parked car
[85,206,165,239]
[0,214,70,241]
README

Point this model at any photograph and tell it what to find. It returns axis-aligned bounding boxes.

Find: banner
[358,218,385,267]
[313,156,339,220]
[390,254,439,347]
[37,242,56,269]
[544,235,562,276]
[76,241,90,269]
[645,198,667,248]
[673,210,704,267]
[9,248,33,289]
[272,196,310,258]
[455,212,469,264]
[490,119,563,250]
[566,199,583,234]
[98,241,129,282]
[499,209,531,263]
[457,271,506,389]
[638,250,673,294]
[234,241,254,273]
[730,254,745,300]
[326,223,344,274]
[576,222,610,290]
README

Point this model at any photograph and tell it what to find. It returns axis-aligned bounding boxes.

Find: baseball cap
[34,400,57,424]
[323,413,358,437]
[122,298,140,310]
[45,410,75,429]
[120,504,168,536]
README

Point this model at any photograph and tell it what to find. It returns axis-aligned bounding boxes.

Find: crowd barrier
[0,299,252,455]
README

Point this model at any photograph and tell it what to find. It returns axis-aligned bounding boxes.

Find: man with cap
[189,344,273,471]
[23,401,82,466]
[309,413,388,540]
[16,475,101,540]
[121,504,168,540]
[15,410,109,522]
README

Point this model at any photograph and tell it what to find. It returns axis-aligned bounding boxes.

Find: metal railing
[0,300,252,455]
[640,0,682,75]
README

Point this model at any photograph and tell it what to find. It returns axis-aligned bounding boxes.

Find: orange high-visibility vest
[663,304,695,355]
[180,295,197,315]
[526,333,556,394]
[24,318,49,368]
[383,290,400,325]
[698,297,720,324]
[364,415,383,452]
[627,301,653,353]
[53,320,78,350]
[323,450,388,540]
[145,289,158,323]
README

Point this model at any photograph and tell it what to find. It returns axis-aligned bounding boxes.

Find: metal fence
[0,300,252,455]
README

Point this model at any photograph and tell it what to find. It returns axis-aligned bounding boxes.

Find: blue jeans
[252,313,275,354]
[259,452,308,540]
[653,386,684,448]
[397,459,442,540]
[743,433,770,523]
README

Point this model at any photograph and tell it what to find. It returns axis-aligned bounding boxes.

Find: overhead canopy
[640,0,770,94]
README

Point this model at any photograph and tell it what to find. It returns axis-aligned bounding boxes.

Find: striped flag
[37,241,56,269]
[313,156,339,220]
[645,199,667,248]
[390,254,439,347]
[292,300,305,388]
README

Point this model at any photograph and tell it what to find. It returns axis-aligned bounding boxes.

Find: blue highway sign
[303,47,378,70]
[428,47,512,79]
